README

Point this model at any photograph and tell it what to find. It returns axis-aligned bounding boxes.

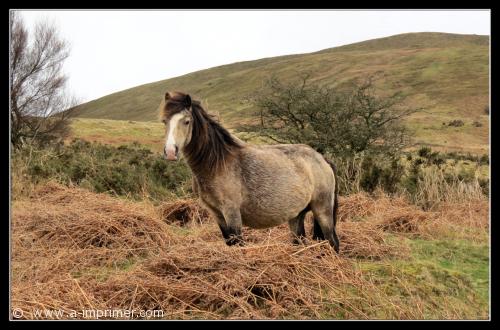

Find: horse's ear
[184,94,192,108]
[165,92,171,101]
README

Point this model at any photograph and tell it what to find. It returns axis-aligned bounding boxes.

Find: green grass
[69,117,244,153]
[351,237,489,319]
[409,239,489,301]
[70,118,166,153]
[71,32,489,154]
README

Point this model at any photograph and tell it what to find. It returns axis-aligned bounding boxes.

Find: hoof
[332,241,340,254]
[225,236,244,246]
[292,236,306,245]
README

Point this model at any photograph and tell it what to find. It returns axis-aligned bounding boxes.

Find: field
[70,118,166,153]
[11,182,489,319]
[70,117,489,156]
[71,32,489,154]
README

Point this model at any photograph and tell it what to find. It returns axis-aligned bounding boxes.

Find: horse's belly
[241,212,283,229]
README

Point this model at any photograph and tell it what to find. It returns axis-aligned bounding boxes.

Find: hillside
[72,32,489,153]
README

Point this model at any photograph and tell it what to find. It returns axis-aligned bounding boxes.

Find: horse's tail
[312,156,340,253]
[324,158,339,227]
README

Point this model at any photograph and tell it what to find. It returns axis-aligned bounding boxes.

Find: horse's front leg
[222,208,244,246]
[202,204,232,241]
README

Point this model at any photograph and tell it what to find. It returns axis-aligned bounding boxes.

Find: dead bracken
[11,183,488,319]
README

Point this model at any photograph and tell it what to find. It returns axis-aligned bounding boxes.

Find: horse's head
[159,91,194,161]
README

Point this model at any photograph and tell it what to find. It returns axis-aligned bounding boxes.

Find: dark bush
[447,120,464,127]
[379,159,406,194]
[431,156,445,166]
[360,156,382,193]
[357,155,405,194]
[413,158,425,166]
[401,160,421,196]
[29,164,50,180]
[14,139,192,201]
[479,178,489,196]
[456,168,476,183]
[442,151,489,165]
[479,154,489,165]
[418,146,432,158]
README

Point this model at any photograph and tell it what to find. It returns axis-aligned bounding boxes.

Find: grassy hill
[72,32,489,153]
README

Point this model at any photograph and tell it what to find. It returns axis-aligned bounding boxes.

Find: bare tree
[10,11,77,147]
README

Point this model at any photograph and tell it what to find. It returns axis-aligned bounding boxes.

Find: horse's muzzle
[164,145,179,161]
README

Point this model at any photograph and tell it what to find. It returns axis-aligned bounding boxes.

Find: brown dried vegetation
[11,183,488,319]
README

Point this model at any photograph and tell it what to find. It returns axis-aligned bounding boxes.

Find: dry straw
[11,182,488,319]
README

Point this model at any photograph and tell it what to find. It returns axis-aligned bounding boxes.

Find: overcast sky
[17,10,490,103]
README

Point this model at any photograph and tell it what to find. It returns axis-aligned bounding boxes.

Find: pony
[159,91,340,253]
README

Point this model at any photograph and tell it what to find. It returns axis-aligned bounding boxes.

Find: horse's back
[256,144,333,183]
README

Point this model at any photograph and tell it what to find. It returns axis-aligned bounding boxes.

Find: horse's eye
[184,120,190,125]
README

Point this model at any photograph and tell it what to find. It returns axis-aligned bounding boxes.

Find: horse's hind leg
[288,208,308,245]
[311,201,340,254]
